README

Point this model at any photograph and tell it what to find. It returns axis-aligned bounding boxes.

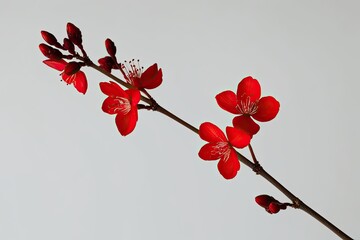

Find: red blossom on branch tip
[198,122,251,179]
[43,59,88,94]
[122,60,163,89]
[100,81,141,136]
[216,76,280,136]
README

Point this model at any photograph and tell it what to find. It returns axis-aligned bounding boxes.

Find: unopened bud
[39,43,63,60]
[105,38,116,57]
[268,202,280,214]
[63,38,75,54]
[41,31,58,46]
[64,61,81,75]
[66,22,82,46]
[255,195,275,208]
[98,56,115,73]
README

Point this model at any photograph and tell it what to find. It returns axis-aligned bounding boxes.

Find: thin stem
[86,61,352,240]
[248,144,259,165]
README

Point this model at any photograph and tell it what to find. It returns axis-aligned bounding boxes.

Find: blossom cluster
[198,76,280,179]
[39,22,282,214]
[39,22,162,136]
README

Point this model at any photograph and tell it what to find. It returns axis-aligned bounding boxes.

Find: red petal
[198,143,223,160]
[140,64,163,89]
[233,115,260,136]
[99,81,126,98]
[62,72,74,84]
[226,127,251,148]
[215,90,239,114]
[72,71,87,94]
[102,96,132,115]
[141,63,158,79]
[217,149,240,179]
[199,122,227,142]
[102,97,119,114]
[115,109,138,136]
[237,76,261,102]
[125,89,141,106]
[43,59,67,71]
[252,96,280,122]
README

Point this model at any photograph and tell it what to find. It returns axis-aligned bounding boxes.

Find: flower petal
[43,59,67,71]
[237,76,261,102]
[125,89,141,106]
[99,81,127,98]
[199,122,227,142]
[115,109,138,136]
[215,90,239,114]
[72,71,87,94]
[233,115,260,136]
[217,149,240,179]
[102,97,120,114]
[252,96,280,122]
[140,64,163,89]
[226,126,251,148]
[198,142,223,160]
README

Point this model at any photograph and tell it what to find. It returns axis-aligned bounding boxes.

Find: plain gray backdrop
[1,0,359,239]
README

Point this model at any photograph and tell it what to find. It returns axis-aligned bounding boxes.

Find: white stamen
[211,142,231,162]
[113,97,131,114]
[236,95,258,115]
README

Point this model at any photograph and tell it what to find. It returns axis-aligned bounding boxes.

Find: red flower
[198,122,251,179]
[100,81,140,136]
[43,59,88,94]
[121,60,163,89]
[216,76,280,136]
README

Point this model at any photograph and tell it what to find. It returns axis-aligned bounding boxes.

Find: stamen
[112,97,131,114]
[236,95,258,115]
[211,142,231,161]
[121,59,143,85]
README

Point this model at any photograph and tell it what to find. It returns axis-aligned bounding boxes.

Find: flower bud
[41,31,58,46]
[268,202,280,214]
[39,43,63,60]
[255,195,275,208]
[64,61,81,75]
[66,22,82,46]
[105,38,116,57]
[63,38,75,54]
[98,56,115,73]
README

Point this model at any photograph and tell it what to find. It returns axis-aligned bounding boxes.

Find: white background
[1,0,359,239]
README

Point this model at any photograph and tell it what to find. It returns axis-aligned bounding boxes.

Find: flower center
[113,97,131,115]
[236,95,258,115]
[121,59,144,85]
[211,142,231,161]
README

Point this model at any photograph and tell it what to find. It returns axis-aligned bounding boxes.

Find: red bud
[39,43,63,60]
[98,56,115,73]
[268,202,280,214]
[64,61,81,75]
[66,22,82,46]
[41,31,58,46]
[255,195,275,208]
[105,38,116,57]
[63,38,75,54]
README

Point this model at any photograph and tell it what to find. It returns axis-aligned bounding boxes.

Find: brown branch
[85,60,353,240]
